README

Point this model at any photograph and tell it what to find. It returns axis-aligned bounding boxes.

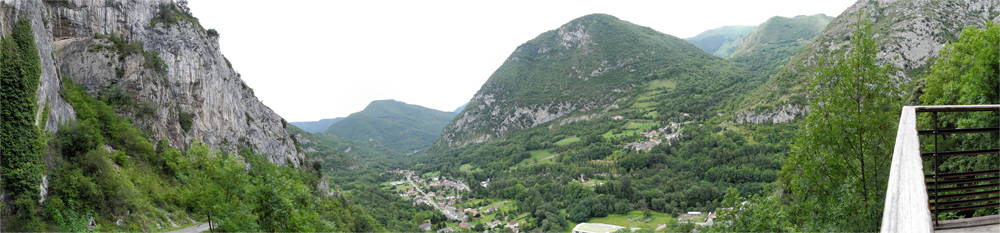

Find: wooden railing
[880,105,1000,233]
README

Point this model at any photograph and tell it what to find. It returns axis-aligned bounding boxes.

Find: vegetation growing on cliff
[16,79,385,231]
[0,17,47,229]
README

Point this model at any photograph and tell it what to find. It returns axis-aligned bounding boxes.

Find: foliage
[178,111,194,132]
[0,17,46,230]
[37,79,385,231]
[917,23,999,219]
[150,3,200,27]
[920,23,999,106]
[91,34,168,73]
[778,16,900,232]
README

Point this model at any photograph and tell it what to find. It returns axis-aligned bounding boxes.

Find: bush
[179,112,194,132]
[55,120,104,158]
[143,50,168,73]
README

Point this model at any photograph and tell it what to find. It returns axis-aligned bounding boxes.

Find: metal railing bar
[914,105,1000,112]
[931,202,1000,213]
[929,189,1000,199]
[927,183,1000,192]
[918,127,1000,135]
[927,177,1000,186]
[925,170,1000,179]
[921,148,1000,158]
[931,196,1000,207]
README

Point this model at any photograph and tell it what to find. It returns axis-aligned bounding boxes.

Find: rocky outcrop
[1,0,304,166]
[736,104,807,124]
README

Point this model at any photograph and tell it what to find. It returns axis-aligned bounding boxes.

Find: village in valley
[387,170,720,233]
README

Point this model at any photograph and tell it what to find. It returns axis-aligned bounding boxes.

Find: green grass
[625,121,658,130]
[584,210,675,231]
[555,136,581,146]
[516,149,558,167]
[647,79,677,90]
[459,164,475,172]
[421,171,441,178]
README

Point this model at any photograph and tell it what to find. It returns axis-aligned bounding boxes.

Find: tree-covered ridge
[326,99,456,155]
[290,117,344,133]
[443,13,747,145]
[686,25,756,57]
[728,14,832,75]
[0,17,46,228]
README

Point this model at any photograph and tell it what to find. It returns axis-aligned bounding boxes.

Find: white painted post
[880,106,934,233]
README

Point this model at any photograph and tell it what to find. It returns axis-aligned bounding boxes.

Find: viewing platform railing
[880,105,1000,233]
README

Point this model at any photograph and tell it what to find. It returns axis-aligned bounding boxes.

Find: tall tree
[779,15,901,231]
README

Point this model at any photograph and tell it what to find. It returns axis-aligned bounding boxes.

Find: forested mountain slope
[733,0,999,124]
[326,99,456,154]
[685,25,756,57]
[728,14,832,75]
[291,117,344,133]
[417,13,785,232]
[441,13,747,147]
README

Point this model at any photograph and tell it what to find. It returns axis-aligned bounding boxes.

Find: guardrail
[880,105,1000,233]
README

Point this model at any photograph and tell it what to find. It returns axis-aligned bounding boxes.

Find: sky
[186,0,856,122]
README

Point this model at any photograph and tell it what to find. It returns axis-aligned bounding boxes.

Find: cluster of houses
[625,122,685,152]
[677,211,719,227]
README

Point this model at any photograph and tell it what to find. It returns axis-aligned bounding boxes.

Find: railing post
[880,106,933,233]
[931,111,939,226]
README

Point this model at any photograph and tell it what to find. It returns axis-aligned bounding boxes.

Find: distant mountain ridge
[291,117,344,133]
[686,25,756,57]
[728,14,833,78]
[326,99,456,154]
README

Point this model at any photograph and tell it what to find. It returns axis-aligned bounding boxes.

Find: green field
[421,171,441,178]
[625,121,658,130]
[555,136,582,146]
[584,210,675,231]
[459,164,475,172]
[647,79,678,90]
[517,149,558,167]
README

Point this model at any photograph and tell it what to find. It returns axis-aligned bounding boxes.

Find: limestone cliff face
[1,0,304,166]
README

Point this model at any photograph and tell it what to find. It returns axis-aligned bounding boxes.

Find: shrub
[179,112,195,132]
[55,120,104,158]
[143,50,168,73]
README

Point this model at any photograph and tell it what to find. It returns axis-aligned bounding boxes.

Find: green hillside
[326,100,456,154]
[686,25,756,57]
[420,14,785,232]
[729,14,832,75]
[291,117,344,133]
[442,14,748,145]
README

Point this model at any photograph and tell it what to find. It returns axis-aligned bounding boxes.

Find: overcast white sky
[186,0,855,122]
